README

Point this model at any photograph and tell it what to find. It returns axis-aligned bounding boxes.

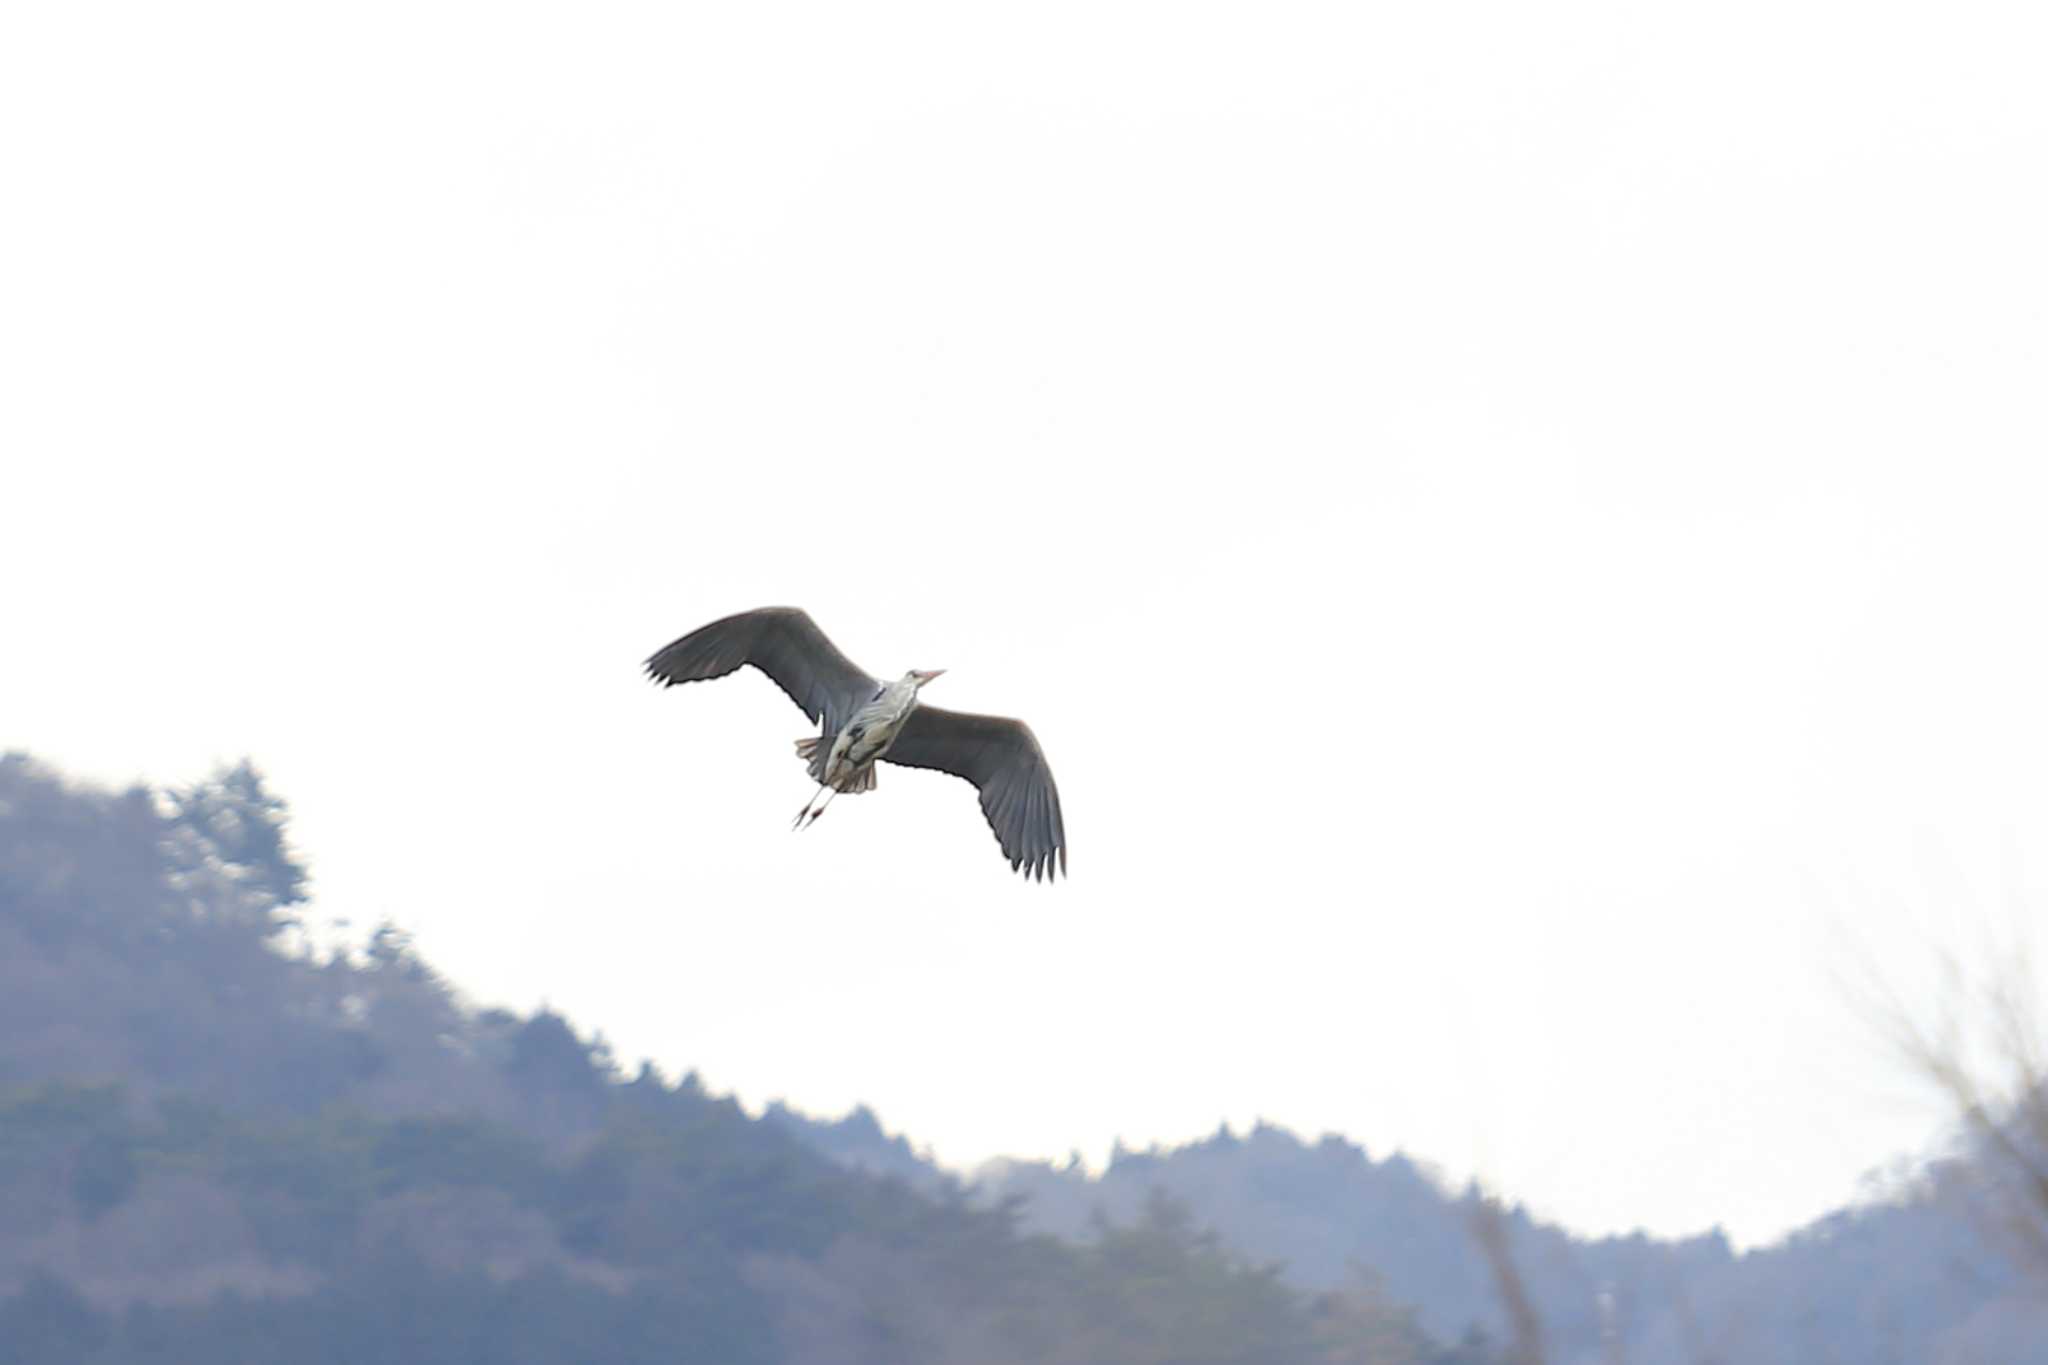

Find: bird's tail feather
[793,736,877,792]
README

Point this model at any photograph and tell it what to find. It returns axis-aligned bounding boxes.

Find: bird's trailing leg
[796,785,842,830]
[792,784,827,831]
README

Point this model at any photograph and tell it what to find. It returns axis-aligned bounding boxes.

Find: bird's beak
[914,669,947,685]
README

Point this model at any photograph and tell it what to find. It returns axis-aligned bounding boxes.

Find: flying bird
[644,607,1066,881]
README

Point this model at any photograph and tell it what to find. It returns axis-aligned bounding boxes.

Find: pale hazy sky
[6,1,2048,1248]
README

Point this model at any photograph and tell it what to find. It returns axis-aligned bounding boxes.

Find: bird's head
[906,668,947,689]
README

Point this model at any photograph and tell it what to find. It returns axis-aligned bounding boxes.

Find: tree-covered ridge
[758,910,2048,1360]
[0,753,1481,1364]
[8,750,2047,1363]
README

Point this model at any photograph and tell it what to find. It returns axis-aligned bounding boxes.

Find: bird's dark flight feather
[884,706,1067,881]
[643,607,877,741]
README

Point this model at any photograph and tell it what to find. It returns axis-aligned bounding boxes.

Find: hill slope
[0,753,1474,1364]
[6,750,2046,1363]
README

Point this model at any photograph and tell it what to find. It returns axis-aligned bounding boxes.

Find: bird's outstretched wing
[645,607,878,739]
[884,706,1066,881]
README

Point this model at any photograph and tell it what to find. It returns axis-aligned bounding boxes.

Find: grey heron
[644,607,1067,881]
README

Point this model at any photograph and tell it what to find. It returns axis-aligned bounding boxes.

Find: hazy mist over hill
[4,753,2046,1362]
[13,0,2048,1259]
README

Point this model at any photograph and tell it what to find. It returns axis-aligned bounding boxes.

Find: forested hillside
[0,754,1482,1364]
[4,750,2045,1363]
[967,1126,2048,1362]
[769,1096,2048,1362]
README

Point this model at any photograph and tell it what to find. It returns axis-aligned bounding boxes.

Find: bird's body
[644,607,1066,880]
[794,671,930,793]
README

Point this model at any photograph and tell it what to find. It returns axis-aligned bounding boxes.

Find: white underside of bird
[789,670,939,828]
